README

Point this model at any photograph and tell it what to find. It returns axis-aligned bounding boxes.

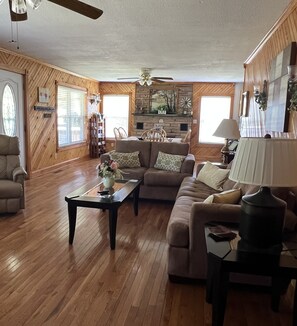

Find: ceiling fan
[117,68,173,86]
[4,0,103,22]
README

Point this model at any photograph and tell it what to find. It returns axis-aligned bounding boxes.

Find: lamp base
[239,187,286,248]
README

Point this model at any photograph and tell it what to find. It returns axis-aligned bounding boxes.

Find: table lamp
[213,119,241,163]
[229,135,297,249]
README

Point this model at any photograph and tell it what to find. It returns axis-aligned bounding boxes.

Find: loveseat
[100,140,195,201]
[166,161,297,281]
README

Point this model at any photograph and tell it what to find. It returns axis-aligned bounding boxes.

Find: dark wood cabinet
[89,114,106,158]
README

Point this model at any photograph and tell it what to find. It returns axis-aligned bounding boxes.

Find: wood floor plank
[0,158,294,325]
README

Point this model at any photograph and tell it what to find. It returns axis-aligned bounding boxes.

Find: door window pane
[103,95,129,138]
[199,96,231,144]
[2,84,16,136]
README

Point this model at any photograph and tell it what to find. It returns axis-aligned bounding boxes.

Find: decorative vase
[103,176,115,189]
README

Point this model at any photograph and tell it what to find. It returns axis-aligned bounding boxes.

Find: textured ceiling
[0,0,291,82]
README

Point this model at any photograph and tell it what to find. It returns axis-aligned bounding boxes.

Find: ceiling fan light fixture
[146,79,152,86]
[139,79,145,86]
[26,0,42,10]
[11,0,27,14]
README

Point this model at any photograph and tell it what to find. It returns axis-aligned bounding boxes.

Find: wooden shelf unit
[89,114,106,158]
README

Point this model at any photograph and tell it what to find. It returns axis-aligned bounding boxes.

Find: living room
[1,0,297,325]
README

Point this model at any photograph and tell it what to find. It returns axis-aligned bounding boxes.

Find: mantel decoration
[254,80,268,111]
[287,65,297,111]
[97,159,122,188]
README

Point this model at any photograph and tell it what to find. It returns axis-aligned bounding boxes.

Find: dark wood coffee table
[205,222,297,326]
[65,178,141,250]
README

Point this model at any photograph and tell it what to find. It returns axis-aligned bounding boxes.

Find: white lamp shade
[213,119,240,139]
[229,137,297,187]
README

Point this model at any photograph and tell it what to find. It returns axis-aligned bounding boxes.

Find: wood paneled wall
[100,81,235,162]
[242,0,297,137]
[0,48,99,177]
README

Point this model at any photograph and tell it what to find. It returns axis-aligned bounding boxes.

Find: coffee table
[65,178,141,250]
[205,222,297,326]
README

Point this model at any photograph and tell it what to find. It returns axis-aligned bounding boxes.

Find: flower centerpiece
[97,159,122,188]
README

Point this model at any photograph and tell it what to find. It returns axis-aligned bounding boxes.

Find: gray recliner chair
[0,134,27,213]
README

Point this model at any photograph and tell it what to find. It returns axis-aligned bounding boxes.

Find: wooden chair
[118,127,128,139]
[182,129,191,143]
[113,127,121,140]
[141,128,167,142]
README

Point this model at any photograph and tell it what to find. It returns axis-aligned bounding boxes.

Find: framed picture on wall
[265,42,296,132]
[240,91,249,117]
[38,87,50,103]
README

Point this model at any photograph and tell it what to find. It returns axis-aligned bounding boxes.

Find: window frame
[56,82,87,151]
[198,95,233,146]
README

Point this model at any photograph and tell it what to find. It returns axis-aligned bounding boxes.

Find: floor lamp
[229,136,297,249]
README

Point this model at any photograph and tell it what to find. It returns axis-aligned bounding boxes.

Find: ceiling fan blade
[47,0,103,19]
[152,79,166,84]
[151,77,173,80]
[117,77,139,80]
[9,0,28,21]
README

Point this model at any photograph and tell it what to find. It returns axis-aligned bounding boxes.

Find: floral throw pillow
[154,151,185,172]
[110,151,141,168]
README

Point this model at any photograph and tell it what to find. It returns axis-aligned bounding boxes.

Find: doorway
[0,69,26,168]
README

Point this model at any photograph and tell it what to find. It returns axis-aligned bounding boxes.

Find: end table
[205,222,297,326]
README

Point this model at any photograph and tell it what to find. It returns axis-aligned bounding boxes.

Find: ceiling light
[11,0,27,14]
[146,79,152,86]
[27,0,42,10]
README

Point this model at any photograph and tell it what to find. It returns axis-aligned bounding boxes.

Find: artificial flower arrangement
[97,159,122,179]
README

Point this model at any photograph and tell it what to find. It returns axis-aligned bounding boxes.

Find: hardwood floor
[0,158,293,325]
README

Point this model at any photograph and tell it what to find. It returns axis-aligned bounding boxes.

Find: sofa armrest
[188,202,241,278]
[181,153,195,174]
[12,166,27,183]
[189,203,241,250]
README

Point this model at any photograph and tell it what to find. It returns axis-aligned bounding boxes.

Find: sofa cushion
[197,161,230,191]
[203,188,242,204]
[176,177,220,200]
[149,142,189,167]
[115,140,151,167]
[154,151,185,172]
[144,168,188,187]
[110,151,141,168]
[118,167,147,181]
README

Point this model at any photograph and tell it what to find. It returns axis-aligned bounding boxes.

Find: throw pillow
[110,151,141,168]
[203,188,242,204]
[154,151,186,172]
[197,162,230,191]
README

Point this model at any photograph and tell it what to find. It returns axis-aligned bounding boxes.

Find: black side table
[205,222,297,326]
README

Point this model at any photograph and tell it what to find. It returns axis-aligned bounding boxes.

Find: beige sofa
[100,140,195,201]
[0,134,27,213]
[166,162,297,281]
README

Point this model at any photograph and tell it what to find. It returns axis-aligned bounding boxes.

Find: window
[57,85,86,147]
[199,96,231,144]
[2,83,17,136]
[103,95,129,138]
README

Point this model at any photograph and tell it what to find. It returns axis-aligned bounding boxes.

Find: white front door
[0,69,25,168]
